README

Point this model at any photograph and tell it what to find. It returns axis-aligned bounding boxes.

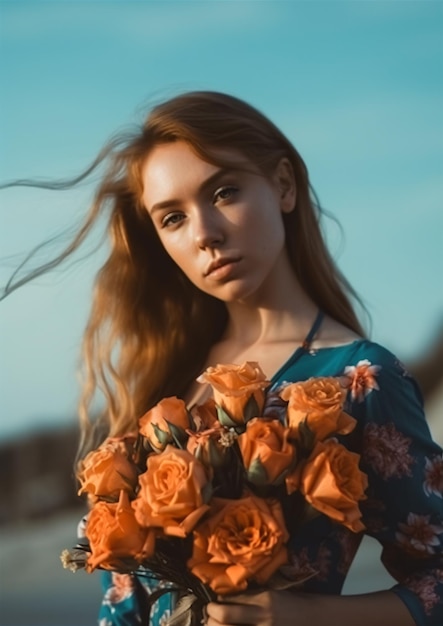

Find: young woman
[5,92,442,625]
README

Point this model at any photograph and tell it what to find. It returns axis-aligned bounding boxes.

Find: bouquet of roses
[61,362,368,624]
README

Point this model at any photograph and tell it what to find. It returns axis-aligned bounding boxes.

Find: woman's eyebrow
[199,167,237,194]
[150,198,182,215]
[149,167,238,215]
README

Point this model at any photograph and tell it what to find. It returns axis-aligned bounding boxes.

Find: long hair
[2,91,367,457]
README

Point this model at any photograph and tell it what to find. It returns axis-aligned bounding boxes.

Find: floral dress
[98,338,443,626]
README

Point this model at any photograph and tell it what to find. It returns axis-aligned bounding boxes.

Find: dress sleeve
[342,346,443,626]
[98,570,176,626]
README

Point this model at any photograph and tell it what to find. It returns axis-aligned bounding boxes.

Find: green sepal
[270,468,288,487]
[153,422,171,446]
[194,444,204,464]
[142,436,154,452]
[243,394,261,422]
[216,405,238,428]
[201,481,213,504]
[247,456,269,486]
[274,446,298,484]
[96,494,120,503]
[186,409,196,431]
[115,470,137,490]
[165,420,189,449]
[299,417,316,455]
[208,439,226,468]
[265,443,298,487]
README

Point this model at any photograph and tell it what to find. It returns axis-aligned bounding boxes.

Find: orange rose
[188,495,289,595]
[280,377,356,443]
[289,440,368,532]
[85,491,155,572]
[133,446,211,537]
[186,422,228,470]
[197,362,269,426]
[139,396,192,452]
[190,398,219,431]
[237,418,296,486]
[77,437,139,501]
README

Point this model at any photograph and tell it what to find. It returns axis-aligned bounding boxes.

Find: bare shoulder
[312,315,362,349]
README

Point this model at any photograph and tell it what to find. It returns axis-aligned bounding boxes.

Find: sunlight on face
[142,141,292,304]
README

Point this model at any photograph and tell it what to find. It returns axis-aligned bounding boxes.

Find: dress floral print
[340,358,381,402]
[424,456,443,498]
[103,573,135,605]
[363,422,415,479]
[99,570,175,626]
[98,339,443,626]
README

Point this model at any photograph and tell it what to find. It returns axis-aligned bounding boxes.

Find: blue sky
[1,0,442,439]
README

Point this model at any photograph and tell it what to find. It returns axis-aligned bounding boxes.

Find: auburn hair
[2,91,367,457]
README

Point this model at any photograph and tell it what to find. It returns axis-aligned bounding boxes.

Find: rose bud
[197,362,269,428]
[85,491,156,572]
[287,439,368,532]
[139,396,194,452]
[186,424,228,470]
[280,377,356,446]
[238,418,296,486]
[77,436,139,501]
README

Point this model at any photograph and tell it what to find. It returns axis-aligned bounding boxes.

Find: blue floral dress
[97,337,443,626]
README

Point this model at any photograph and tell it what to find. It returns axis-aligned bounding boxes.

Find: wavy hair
[2,91,367,457]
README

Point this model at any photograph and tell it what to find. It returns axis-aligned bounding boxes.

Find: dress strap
[270,309,324,383]
[301,309,324,350]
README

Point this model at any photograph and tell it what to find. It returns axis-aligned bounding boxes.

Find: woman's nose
[194,210,225,249]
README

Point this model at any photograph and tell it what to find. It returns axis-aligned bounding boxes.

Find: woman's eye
[161,213,184,228]
[213,186,238,203]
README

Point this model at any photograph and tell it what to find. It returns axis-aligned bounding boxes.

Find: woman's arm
[206,588,415,626]
[206,346,441,626]
[347,346,443,626]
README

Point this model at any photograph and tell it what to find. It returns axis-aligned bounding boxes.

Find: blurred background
[0,1,442,624]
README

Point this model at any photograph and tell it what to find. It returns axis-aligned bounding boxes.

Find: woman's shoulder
[320,337,415,389]
[312,316,407,371]
[337,338,405,367]
[339,339,416,385]
[333,338,426,415]
[309,334,419,399]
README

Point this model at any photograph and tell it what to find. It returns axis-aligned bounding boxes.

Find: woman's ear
[273,158,296,213]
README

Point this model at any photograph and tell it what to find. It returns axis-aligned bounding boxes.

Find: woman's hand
[205,588,415,626]
[206,589,300,626]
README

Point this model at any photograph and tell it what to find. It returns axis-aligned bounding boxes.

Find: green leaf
[247,456,269,486]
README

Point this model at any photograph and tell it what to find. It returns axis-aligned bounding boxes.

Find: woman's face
[141,141,295,303]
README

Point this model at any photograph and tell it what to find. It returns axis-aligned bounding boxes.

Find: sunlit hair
[2,91,367,458]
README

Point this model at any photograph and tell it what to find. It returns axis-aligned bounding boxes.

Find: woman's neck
[223,270,318,348]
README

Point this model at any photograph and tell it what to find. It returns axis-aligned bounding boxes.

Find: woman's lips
[204,257,241,280]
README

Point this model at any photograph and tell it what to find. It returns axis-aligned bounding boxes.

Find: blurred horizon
[1,0,442,439]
